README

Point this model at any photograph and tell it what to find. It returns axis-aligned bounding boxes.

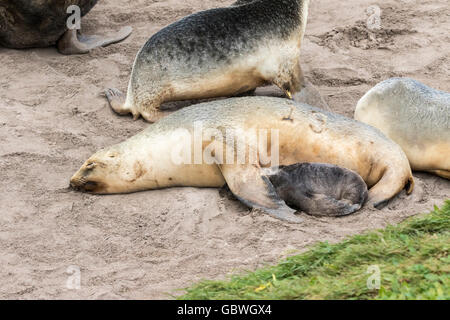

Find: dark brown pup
[268,163,369,217]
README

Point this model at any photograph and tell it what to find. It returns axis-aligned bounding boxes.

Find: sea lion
[355,78,450,179]
[0,0,132,55]
[267,163,368,217]
[70,97,414,223]
[105,0,315,123]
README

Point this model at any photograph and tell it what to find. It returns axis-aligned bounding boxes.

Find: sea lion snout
[70,150,144,194]
[70,168,102,193]
[70,160,107,193]
[70,177,99,193]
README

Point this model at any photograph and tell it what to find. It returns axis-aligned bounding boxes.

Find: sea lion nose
[70,178,98,192]
[69,176,84,191]
[70,168,98,192]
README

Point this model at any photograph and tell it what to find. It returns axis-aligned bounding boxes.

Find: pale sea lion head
[70,147,140,194]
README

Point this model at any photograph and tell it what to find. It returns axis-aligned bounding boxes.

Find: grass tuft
[180,201,450,300]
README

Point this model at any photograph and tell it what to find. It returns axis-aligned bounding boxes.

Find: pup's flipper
[307,194,363,217]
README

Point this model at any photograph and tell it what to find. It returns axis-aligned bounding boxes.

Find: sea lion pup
[355,78,450,179]
[267,163,368,217]
[105,0,314,122]
[70,97,414,223]
[0,0,132,55]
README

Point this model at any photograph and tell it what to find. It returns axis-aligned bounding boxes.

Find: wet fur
[268,163,368,216]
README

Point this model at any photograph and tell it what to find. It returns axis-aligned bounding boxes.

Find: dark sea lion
[355,78,450,179]
[105,0,320,123]
[0,0,132,54]
[267,163,369,217]
[70,97,414,223]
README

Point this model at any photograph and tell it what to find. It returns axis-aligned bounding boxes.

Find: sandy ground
[0,0,449,299]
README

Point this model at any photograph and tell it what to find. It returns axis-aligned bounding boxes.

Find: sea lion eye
[86,162,96,169]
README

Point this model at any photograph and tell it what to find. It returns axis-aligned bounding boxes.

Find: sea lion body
[0,0,131,54]
[106,0,313,122]
[71,97,414,223]
[355,78,450,179]
[267,163,368,217]
[0,0,97,48]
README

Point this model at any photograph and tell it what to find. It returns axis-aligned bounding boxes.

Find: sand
[0,0,449,299]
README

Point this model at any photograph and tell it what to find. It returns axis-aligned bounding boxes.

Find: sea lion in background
[267,163,368,217]
[105,0,318,122]
[70,97,413,223]
[355,78,450,179]
[0,0,132,55]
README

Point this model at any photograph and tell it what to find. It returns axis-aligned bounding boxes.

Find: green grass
[180,201,450,300]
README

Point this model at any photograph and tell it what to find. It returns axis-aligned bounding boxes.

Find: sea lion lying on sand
[267,163,368,217]
[355,78,450,179]
[71,97,414,223]
[0,0,132,55]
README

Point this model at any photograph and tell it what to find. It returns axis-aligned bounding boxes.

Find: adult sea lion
[355,78,450,179]
[0,0,132,55]
[71,97,414,223]
[267,163,368,217]
[105,0,316,123]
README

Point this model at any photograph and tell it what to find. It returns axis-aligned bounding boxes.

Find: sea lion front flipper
[428,170,450,180]
[58,27,132,55]
[219,163,302,223]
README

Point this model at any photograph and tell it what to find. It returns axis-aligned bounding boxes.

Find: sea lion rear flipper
[219,163,303,223]
[58,27,133,55]
[368,168,414,209]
